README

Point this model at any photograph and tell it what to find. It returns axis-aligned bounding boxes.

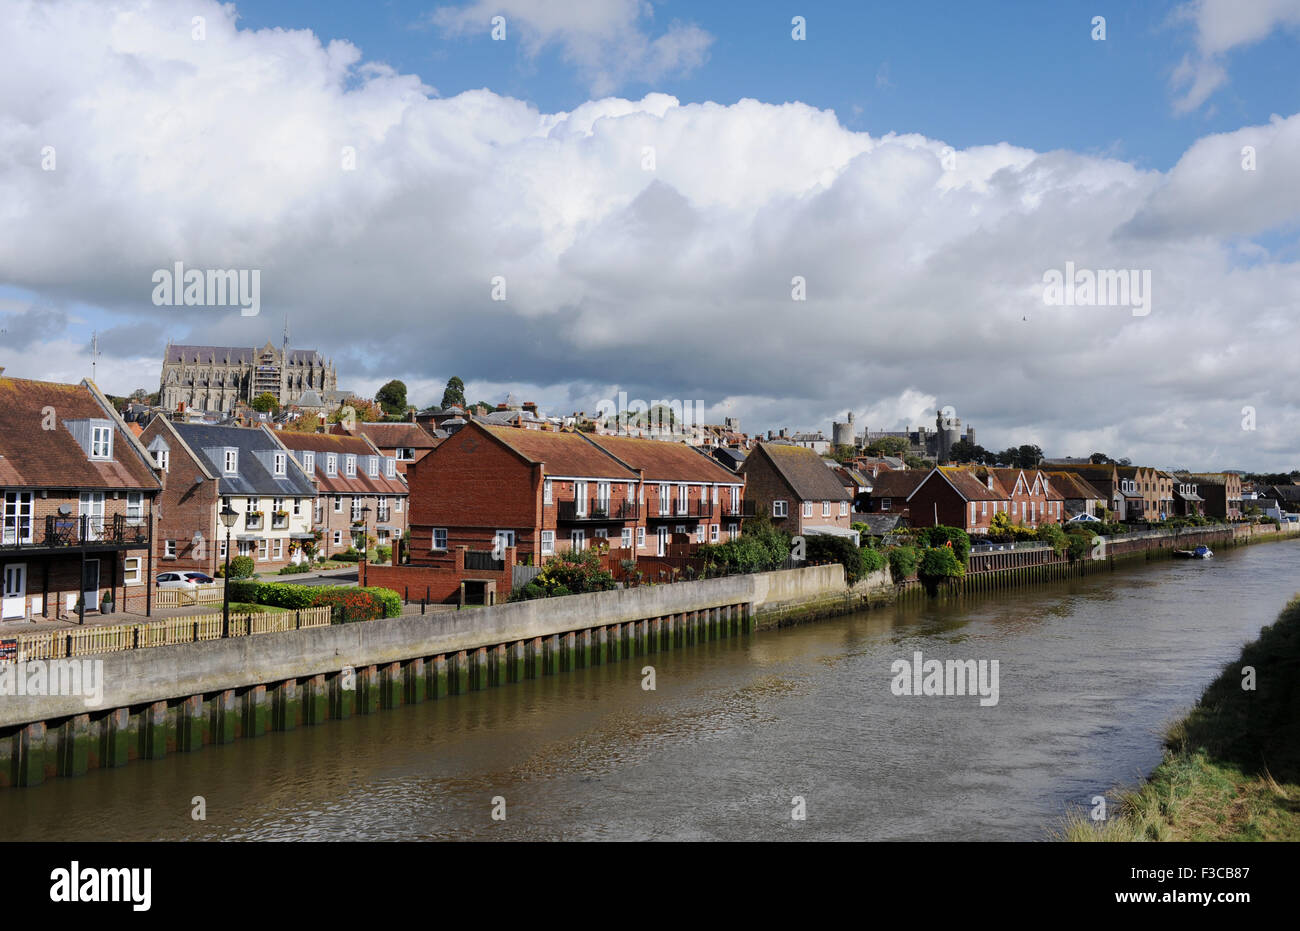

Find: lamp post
[356,504,371,552]
[219,504,239,637]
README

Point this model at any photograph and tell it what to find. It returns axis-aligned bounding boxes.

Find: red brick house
[275,432,409,556]
[334,421,441,476]
[739,443,854,541]
[1,375,161,621]
[406,421,641,564]
[862,470,926,520]
[585,433,747,555]
[972,467,1065,527]
[907,467,1006,534]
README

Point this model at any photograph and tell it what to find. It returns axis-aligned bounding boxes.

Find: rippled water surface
[3,540,1296,841]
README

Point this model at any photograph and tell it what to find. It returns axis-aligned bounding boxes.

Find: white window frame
[727,523,738,541]
[803,501,814,517]
[367,456,379,477]
[273,452,286,477]
[839,501,848,516]
[710,524,719,543]
[773,500,788,518]
[326,454,337,476]
[164,539,177,558]
[384,458,396,478]
[123,556,142,585]
[302,452,315,474]
[224,449,238,474]
[822,501,831,517]
[272,539,283,559]
[570,529,585,552]
[333,496,343,514]
[431,528,447,551]
[332,530,343,546]
[543,479,553,505]
[90,423,113,459]
[541,530,555,555]
[620,528,633,549]
[257,539,269,561]
[126,491,144,523]
[636,527,646,548]
[345,455,356,477]
[658,483,670,515]
[154,449,169,471]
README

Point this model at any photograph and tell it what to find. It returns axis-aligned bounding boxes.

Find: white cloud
[431,0,712,95]
[1170,0,1300,113]
[0,0,1298,469]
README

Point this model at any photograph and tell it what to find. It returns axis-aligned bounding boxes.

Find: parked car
[156,571,197,591]
[182,572,216,585]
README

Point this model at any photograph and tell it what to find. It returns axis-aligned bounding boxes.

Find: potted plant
[100,591,114,614]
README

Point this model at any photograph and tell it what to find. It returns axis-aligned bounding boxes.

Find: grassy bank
[1063,595,1300,841]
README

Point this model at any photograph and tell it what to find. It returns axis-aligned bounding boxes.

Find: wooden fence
[4,605,331,662]
[152,585,225,608]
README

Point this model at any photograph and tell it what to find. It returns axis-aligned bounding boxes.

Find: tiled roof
[1047,471,1106,500]
[744,443,849,501]
[858,514,902,535]
[171,423,316,497]
[586,434,741,483]
[165,344,327,366]
[480,425,637,480]
[352,422,440,450]
[0,377,161,490]
[867,470,926,498]
[933,467,1005,501]
[275,432,407,495]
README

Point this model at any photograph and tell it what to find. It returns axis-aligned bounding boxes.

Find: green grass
[1061,595,1300,841]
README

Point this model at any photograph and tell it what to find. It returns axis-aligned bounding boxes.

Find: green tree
[866,436,910,457]
[250,392,279,414]
[1016,444,1044,468]
[1089,452,1111,464]
[947,440,989,464]
[376,379,408,416]
[441,376,466,409]
[919,546,964,583]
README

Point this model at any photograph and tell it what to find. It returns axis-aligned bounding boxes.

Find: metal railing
[0,514,148,550]
[556,499,638,521]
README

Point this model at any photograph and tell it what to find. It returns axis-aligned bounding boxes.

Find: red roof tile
[481,425,637,480]
[585,434,742,483]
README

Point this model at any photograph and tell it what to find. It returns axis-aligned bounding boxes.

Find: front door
[79,492,105,541]
[82,559,100,611]
[2,563,26,619]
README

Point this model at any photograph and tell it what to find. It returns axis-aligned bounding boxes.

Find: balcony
[556,498,638,521]
[721,500,756,518]
[0,514,149,553]
[649,499,714,519]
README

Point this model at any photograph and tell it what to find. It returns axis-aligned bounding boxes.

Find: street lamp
[356,504,371,551]
[219,504,239,637]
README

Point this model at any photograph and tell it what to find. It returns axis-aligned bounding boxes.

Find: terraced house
[740,443,855,543]
[276,432,408,556]
[139,420,316,574]
[1,374,161,621]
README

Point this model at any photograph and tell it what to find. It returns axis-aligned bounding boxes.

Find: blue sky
[235,0,1297,169]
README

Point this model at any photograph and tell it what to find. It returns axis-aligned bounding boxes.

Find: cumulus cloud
[1170,0,1300,113]
[430,0,712,95]
[0,0,1298,469]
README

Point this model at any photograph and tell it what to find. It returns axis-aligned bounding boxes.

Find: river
[3,539,1296,841]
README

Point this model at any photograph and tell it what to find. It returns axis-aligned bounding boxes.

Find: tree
[866,436,910,457]
[947,440,989,464]
[1089,452,1111,464]
[1016,444,1043,469]
[251,392,279,414]
[376,379,408,416]
[284,412,322,433]
[441,376,466,409]
[129,388,150,401]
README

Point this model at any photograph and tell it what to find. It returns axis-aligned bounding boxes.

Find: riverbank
[1064,594,1300,841]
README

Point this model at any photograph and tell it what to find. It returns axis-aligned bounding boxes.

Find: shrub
[1036,523,1068,555]
[918,546,964,583]
[278,563,311,575]
[226,580,262,603]
[860,547,887,574]
[331,548,361,563]
[696,520,791,575]
[255,582,318,610]
[532,548,616,597]
[357,586,401,617]
[916,526,971,564]
[312,587,398,623]
[887,545,920,581]
[227,555,256,580]
[1066,535,1091,562]
[805,534,866,584]
[376,545,392,563]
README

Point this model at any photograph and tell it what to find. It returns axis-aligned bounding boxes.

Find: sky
[1,0,1299,470]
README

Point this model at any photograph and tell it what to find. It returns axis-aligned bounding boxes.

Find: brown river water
[2,539,1296,841]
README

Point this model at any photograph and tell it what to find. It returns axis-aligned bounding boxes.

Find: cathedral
[160,339,338,414]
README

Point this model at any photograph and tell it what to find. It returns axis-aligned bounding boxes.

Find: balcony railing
[0,514,148,551]
[649,500,715,519]
[721,500,756,518]
[556,499,638,521]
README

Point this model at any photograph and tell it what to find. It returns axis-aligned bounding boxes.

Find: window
[710,524,719,543]
[273,453,286,476]
[773,500,788,518]
[91,423,113,459]
[272,539,283,559]
[594,528,608,540]
[982,500,988,515]
[803,501,814,517]
[126,491,143,522]
[658,484,670,515]
[123,557,142,585]
[326,454,337,476]
[3,492,33,545]
[621,528,633,549]
[970,502,976,524]
[257,539,268,560]
[351,498,364,522]
[596,482,610,513]
[333,496,343,513]
[344,455,356,477]
[541,531,555,555]
[377,497,389,521]
[292,498,301,516]
[219,538,227,560]
[246,497,258,515]
[727,523,738,541]
[575,481,588,516]
[384,458,396,478]
[367,456,379,477]
[695,525,705,543]
[822,501,831,517]
[544,479,553,505]
[431,528,448,550]
[394,497,402,512]
[164,539,177,558]
[397,447,415,461]
[839,501,848,516]
[224,449,238,474]
[154,449,169,471]
[570,529,585,552]
[881,498,891,511]
[302,452,315,474]
[636,527,646,548]
[677,484,688,513]
[332,530,343,546]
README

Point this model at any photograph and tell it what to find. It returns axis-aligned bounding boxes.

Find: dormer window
[384,458,396,478]
[302,452,315,474]
[345,455,356,477]
[154,449,169,471]
[90,422,113,460]
[326,454,337,476]
[224,449,238,474]
[367,456,379,477]
[273,452,286,477]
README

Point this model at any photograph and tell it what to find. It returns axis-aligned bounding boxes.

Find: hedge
[313,586,401,623]
[887,545,920,581]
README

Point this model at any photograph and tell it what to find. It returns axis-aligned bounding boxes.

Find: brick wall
[363,545,516,605]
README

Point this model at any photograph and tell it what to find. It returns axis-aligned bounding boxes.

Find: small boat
[1173,545,1213,559]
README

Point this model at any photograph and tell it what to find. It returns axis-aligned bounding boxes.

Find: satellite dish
[58,504,72,516]
[193,474,205,485]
